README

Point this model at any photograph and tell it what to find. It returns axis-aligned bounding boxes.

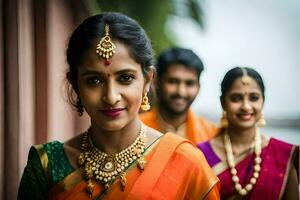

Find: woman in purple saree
[198,67,299,199]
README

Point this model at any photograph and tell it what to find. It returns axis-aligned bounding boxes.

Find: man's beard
[158,94,194,116]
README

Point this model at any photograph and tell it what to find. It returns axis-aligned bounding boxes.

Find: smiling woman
[198,67,299,200]
[77,41,146,132]
[17,12,220,199]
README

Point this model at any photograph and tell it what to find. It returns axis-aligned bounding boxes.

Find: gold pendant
[101,156,116,172]
[87,179,94,197]
[137,157,146,171]
[120,171,127,191]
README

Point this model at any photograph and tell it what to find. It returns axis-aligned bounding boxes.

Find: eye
[249,94,260,102]
[86,76,104,86]
[119,74,135,84]
[185,80,197,87]
[167,78,179,84]
[229,94,242,102]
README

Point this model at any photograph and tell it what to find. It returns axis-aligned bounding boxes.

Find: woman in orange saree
[19,133,219,200]
[18,12,219,200]
[197,67,299,200]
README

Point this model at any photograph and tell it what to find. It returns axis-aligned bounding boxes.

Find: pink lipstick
[100,108,124,117]
[237,113,253,121]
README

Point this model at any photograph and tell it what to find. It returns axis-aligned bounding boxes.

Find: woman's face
[77,41,152,131]
[222,77,264,129]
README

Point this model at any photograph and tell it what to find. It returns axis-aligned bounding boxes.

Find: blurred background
[1,0,299,199]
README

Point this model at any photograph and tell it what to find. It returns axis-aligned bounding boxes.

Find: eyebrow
[80,68,138,76]
[114,69,138,75]
[229,91,261,95]
[80,70,103,77]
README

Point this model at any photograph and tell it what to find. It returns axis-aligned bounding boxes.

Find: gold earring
[257,114,266,127]
[76,98,84,116]
[140,92,150,111]
[220,111,228,128]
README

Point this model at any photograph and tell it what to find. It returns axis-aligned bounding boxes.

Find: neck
[158,105,188,129]
[226,125,256,146]
[89,117,141,155]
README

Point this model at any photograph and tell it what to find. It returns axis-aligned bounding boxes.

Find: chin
[169,106,189,114]
[235,122,256,129]
[97,121,127,132]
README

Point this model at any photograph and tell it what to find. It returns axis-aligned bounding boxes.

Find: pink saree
[198,138,299,199]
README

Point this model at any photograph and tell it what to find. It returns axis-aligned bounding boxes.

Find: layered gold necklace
[223,128,262,196]
[78,124,147,197]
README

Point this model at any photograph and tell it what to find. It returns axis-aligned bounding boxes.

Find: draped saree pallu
[197,138,299,200]
[18,133,220,200]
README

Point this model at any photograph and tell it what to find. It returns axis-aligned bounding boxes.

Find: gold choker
[224,128,262,196]
[78,124,147,196]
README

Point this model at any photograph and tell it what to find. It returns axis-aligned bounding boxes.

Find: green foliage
[88,0,204,55]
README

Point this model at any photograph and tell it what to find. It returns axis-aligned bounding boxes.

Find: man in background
[140,47,218,143]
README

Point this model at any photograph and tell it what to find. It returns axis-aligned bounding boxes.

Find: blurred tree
[87,0,204,54]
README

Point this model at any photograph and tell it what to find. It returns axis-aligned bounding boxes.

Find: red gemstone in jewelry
[105,60,111,65]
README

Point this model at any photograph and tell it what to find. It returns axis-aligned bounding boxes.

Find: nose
[241,99,251,111]
[177,82,187,96]
[102,81,121,106]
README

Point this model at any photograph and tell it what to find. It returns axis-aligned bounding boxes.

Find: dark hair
[66,12,154,107]
[156,47,204,79]
[220,67,265,101]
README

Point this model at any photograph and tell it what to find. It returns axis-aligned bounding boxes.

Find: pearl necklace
[78,124,147,196]
[223,128,262,196]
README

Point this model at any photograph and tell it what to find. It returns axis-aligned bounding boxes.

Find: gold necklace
[223,128,262,196]
[78,124,147,197]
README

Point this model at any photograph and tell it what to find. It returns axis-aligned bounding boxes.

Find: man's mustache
[170,94,189,101]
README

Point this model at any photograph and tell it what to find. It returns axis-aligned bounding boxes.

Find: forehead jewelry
[241,68,251,85]
[96,24,116,66]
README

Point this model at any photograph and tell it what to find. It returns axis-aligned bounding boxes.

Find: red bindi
[105,60,111,66]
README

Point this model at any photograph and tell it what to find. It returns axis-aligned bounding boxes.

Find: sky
[167,0,300,121]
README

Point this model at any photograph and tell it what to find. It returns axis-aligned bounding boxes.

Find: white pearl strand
[224,128,262,196]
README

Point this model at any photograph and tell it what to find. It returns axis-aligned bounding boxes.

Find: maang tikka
[96,24,116,65]
[241,67,251,85]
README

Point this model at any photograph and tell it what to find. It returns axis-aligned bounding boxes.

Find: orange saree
[140,108,219,143]
[48,133,220,199]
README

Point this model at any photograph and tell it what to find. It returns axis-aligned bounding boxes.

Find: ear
[143,66,155,93]
[197,82,201,92]
[220,96,225,110]
[67,71,79,94]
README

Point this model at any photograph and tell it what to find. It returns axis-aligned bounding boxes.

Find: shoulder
[27,141,63,164]
[175,139,210,167]
[160,133,211,167]
[198,116,219,130]
[139,109,156,120]
[268,137,298,162]
[140,110,160,130]
[22,141,64,186]
[269,137,296,148]
[163,134,220,197]
[30,140,64,167]
[267,137,297,158]
[192,111,221,138]
[39,140,64,152]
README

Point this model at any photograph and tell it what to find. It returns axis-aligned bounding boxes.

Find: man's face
[156,64,200,115]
